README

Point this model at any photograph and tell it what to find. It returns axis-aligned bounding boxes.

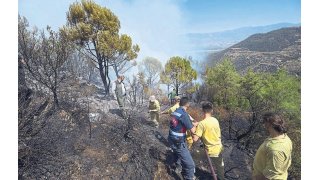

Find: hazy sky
[18,0,301,32]
[19,0,301,63]
[181,0,301,33]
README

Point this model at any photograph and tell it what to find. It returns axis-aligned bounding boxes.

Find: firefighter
[148,95,160,128]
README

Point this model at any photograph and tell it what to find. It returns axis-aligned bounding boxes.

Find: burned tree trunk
[52,89,59,108]
[236,112,258,141]
[98,61,109,96]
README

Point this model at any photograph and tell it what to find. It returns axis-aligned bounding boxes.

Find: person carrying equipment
[161,96,180,115]
[192,102,224,180]
[167,97,198,180]
[252,113,292,180]
[148,95,160,128]
[112,75,126,117]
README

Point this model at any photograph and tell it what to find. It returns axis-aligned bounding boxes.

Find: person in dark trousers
[167,97,198,180]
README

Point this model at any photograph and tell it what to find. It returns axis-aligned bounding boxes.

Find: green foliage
[239,69,301,119]
[161,56,197,95]
[204,60,301,178]
[61,0,139,94]
[160,71,170,85]
[63,0,120,44]
[239,69,266,112]
[262,70,301,120]
[186,83,200,94]
[287,120,301,179]
[205,59,240,109]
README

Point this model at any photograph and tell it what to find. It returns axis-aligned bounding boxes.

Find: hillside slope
[19,78,254,179]
[186,23,300,51]
[207,27,301,75]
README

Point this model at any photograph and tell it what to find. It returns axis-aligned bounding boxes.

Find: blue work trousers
[168,135,195,180]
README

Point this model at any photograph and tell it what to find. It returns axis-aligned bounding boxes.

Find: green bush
[204,60,301,178]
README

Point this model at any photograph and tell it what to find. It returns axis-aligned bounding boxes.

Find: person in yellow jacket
[192,101,224,180]
[252,113,292,180]
[148,95,160,128]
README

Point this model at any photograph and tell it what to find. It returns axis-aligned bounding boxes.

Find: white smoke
[106,0,189,65]
[19,0,193,83]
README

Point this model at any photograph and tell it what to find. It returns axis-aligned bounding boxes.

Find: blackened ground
[19,94,255,180]
[19,96,180,179]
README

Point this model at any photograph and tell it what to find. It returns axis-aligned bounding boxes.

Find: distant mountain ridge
[186,23,300,52]
[206,27,301,76]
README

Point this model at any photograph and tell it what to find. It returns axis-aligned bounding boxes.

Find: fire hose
[204,147,218,180]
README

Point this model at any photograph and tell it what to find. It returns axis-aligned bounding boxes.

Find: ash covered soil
[19,89,254,180]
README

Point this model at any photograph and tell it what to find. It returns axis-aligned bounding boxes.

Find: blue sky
[18,0,301,64]
[19,0,301,33]
[181,0,301,32]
